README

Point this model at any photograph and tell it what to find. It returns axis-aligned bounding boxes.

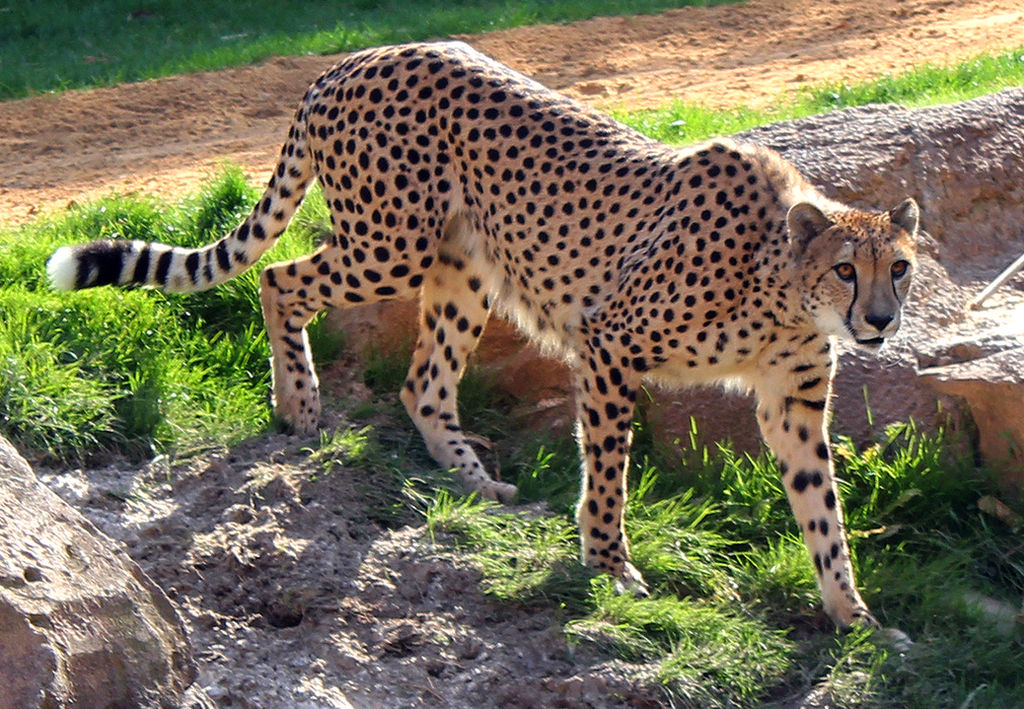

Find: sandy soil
[2,0,1023,225]
[12,1,1024,706]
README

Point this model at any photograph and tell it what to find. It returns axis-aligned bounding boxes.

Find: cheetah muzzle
[48,41,920,630]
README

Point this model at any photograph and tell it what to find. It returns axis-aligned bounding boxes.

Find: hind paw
[273,394,320,438]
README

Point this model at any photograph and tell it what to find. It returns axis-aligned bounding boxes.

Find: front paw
[613,560,650,597]
[826,603,878,630]
[272,395,320,437]
[476,479,518,504]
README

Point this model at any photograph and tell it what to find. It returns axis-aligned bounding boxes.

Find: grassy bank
[0,0,729,100]
[0,167,341,460]
[622,45,1024,144]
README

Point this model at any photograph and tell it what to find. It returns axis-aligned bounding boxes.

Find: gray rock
[0,436,211,708]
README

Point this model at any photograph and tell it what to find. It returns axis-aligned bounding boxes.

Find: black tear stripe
[845,275,859,329]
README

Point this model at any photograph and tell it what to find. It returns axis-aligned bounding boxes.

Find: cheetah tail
[47,121,313,295]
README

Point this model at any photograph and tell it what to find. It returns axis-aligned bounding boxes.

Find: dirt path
[1,0,1022,225]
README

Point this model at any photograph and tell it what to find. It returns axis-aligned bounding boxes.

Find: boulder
[326,89,1024,484]
[919,336,1024,492]
[0,436,211,708]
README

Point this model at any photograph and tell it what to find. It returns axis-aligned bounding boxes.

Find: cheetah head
[787,198,919,351]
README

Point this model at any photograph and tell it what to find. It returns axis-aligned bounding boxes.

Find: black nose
[865,313,893,331]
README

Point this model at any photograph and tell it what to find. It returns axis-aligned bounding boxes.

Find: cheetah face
[787,199,919,351]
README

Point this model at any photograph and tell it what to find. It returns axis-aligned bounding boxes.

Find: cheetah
[48,41,919,628]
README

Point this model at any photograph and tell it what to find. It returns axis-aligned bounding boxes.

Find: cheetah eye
[891,260,909,279]
[833,263,856,282]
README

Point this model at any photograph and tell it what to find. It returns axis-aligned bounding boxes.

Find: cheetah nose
[864,313,893,331]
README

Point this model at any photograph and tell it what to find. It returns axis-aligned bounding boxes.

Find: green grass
[0,166,342,461]
[0,0,729,100]
[426,418,1024,707]
[618,46,1024,144]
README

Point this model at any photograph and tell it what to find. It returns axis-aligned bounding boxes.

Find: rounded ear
[786,202,831,257]
[888,198,920,236]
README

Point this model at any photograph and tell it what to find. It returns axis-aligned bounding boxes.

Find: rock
[0,436,211,709]
[326,89,1024,483]
[959,591,1023,635]
[920,341,1024,492]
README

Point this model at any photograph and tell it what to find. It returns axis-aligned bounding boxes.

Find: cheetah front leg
[753,338,875,628]
[400,256,516,503]
[573,340,648,593]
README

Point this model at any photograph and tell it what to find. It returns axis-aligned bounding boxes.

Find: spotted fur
[48,41,920,628]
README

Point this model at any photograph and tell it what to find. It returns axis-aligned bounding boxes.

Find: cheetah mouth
[844,321,887,350]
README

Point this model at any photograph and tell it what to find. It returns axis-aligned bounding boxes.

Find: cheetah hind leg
[259,242,421,436]
[399,256,516,503]
[259,252,332,437]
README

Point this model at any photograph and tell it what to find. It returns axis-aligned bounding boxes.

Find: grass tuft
[427,490,591,609]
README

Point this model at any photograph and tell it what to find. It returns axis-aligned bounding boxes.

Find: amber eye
[891,260,909,279]
[834,263,856,282]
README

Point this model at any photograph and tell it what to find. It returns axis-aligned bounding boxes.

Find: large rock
[327,89,1024,484]
[919,335,1024,491]
[0,436,210,708]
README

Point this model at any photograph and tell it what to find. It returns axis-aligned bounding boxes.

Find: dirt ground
[2,0,1024,225]
[12,0,1024,706]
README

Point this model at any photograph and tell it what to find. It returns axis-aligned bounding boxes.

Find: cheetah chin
[47,40,919,630]
[854,336,886,350]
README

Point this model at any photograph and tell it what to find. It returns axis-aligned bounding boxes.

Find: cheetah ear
[786,202,832,258]
[888,198,920,236]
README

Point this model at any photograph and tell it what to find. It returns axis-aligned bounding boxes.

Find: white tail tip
[47,247,79,291]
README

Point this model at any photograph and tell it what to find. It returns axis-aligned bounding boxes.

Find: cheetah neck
[751,144,847,217]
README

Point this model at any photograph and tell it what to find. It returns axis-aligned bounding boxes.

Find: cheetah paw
[613,561,650,597]
[274,411,319,438]
[476,479,518,504]
[870,626,914,655]
[272,394,321,438]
